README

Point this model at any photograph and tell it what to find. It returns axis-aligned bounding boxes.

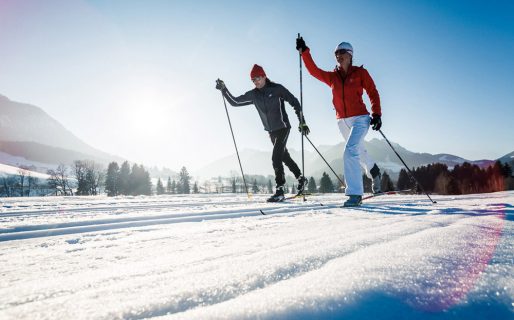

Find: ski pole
[298,33,306,201]
[304,135,346,188]
[378,129,436,203]
[219,90,250,198]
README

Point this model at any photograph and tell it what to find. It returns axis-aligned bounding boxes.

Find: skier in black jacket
[216,64,309,202]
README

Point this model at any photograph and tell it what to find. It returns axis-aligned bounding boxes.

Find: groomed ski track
[1,193,510,242]
[0,201,334,242]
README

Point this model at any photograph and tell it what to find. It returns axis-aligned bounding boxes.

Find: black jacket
[222,80,303,132]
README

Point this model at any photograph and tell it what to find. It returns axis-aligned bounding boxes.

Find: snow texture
[0,192,513,319]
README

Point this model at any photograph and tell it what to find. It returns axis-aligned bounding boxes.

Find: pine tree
[193,182,199,193]
[232,178,237,193]
[267,179,273,193]
[128,164,140,195]
[179,166,190,194]
[291,183,296,194]
[128,164,152,195]
[308,176,317,193]
[446,175,460,195]
[166,177,172,194]
[380,171,395,192]
[434,171,450,194]
[319,172,334,193]
[142,167,152,195]
[252,179,259,193]
[119,161,131,195]
[105,162,120,197]
[171,180,177,194]
[397,169,412,190]
[156,178,165,195]
[489,161,505,192]
[502,162,512,177]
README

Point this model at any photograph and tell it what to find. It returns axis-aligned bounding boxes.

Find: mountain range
[0,93,511,180]
[0,94,123,172]
[195,140,508,179]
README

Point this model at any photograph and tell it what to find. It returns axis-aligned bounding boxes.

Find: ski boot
[370,164,382,194]
[296,176,308,195]
[343,195,362,207]
[267,186,285,203]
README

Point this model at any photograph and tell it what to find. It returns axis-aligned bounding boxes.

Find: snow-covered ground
[0,192,513,320]
[0,162,50,179]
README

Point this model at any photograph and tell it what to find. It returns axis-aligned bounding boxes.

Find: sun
[128,107,166,133]
[123,90,172,137]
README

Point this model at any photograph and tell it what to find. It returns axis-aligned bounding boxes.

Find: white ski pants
[337,115,376,196]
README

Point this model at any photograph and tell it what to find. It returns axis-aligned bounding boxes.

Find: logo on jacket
[268,93,273,98]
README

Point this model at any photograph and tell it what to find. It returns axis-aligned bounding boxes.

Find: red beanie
[250,64,266,79]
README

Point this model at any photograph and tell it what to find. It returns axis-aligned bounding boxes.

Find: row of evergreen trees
[105,161,152,196]
[155,167,198,195]
[222,171,397,194]
[105,164,196,197]
[397,161,513,195]
[224,160,513,195]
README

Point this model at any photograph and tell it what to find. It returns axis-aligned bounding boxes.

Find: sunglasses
[335,49,349,56]
[251,76,263,82]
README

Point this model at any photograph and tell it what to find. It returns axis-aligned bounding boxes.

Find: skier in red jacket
[296,37,383,207]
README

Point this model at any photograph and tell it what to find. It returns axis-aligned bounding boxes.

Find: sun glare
[124,90,172,137]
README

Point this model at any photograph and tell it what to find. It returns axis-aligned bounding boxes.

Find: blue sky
[0,0,512,171]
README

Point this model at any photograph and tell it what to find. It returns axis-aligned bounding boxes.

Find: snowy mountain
[0,94,123,170]
[196,138,503,179]
[0,162,50,179]
[196,148,317,179]
[0,191,512,319]
[498,151,514,166]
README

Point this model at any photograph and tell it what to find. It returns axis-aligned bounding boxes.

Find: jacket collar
[335,64,357,76]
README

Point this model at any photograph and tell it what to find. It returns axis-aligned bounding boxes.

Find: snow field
[0,192,512,319]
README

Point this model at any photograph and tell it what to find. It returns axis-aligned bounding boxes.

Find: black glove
[296,37,308,53]
[298,122,310,135]
[215,79,226,91]
[370,114,382,131]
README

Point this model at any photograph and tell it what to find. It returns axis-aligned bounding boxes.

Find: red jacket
[301,48,381,119]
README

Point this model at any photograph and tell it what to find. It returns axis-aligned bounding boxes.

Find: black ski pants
[269,127,301,186]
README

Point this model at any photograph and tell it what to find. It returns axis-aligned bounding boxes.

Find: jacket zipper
[337,70,347,117]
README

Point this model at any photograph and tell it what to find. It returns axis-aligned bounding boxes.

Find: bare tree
[17,166,39,196]
[89,162,104,195]
[46,170,59,196]
[74,160,104,195]
[17,167,28,197]
[47,164,73,196]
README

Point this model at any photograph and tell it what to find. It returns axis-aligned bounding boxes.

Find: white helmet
[334,42,353,56]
